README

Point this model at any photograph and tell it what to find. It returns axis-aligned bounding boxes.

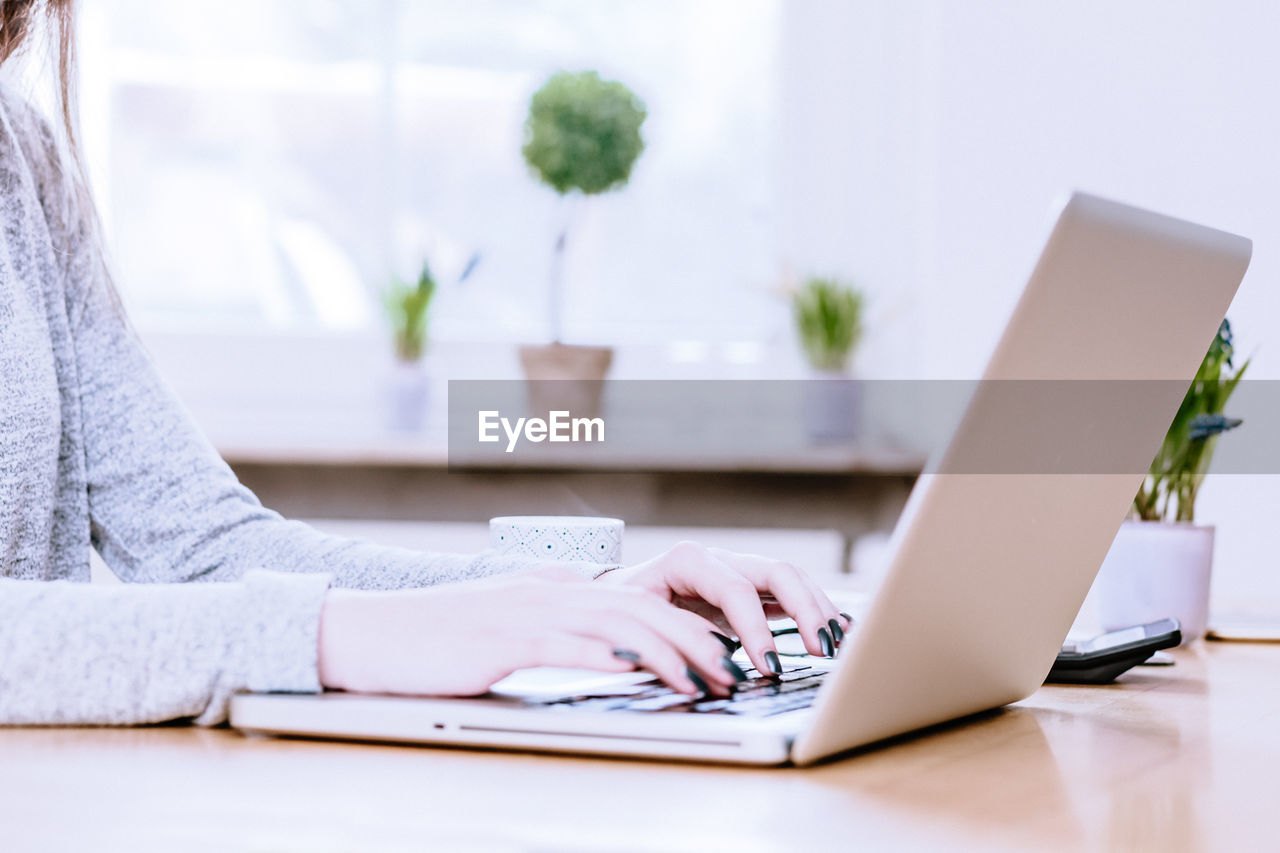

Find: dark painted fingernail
[721,656,748,683]
[840,612,854,623]
[828,618,844,644]
[685,667,711,694]
[711,631,738,654]
[764,650,783,676]
[818,627,835,658]
[612,649,641,663]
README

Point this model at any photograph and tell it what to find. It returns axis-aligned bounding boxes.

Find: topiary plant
[522,70,646,343]
[1132,319,1248,522]
[523,70,647,195]
[793,276,865,372]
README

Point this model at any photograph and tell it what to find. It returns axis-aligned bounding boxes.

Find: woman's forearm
[168,511,603,589]
[0,572,329,726]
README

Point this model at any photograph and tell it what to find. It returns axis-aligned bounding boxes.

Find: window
[80,0,784,344]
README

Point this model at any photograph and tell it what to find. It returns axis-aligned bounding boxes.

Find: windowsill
[139,330,927,475]
[214,426,924,474]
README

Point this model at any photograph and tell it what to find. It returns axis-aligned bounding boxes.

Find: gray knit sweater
[0,85,573,726]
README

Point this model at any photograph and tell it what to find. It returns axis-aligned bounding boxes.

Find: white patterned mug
[489,516,624,565]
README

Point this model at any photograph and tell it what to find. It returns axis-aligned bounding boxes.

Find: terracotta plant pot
[518,343,614,419]
[1091,520,1214,643]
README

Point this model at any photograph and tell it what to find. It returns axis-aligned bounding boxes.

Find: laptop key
[626,694,696,712]
[723,685,823,716]
[689,699,733,713]
[543,696,637,712]
[780,668,819,681]
[737,663,811,678]
[733,673,824,698]
[545,665,828,717]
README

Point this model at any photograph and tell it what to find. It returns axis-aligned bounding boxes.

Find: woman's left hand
[593,541,851,677]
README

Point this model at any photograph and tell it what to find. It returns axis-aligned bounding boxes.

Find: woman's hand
[317,573,745,698]
[594,542,852,676]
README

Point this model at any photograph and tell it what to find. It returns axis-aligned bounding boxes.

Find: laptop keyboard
[537,662,827,718]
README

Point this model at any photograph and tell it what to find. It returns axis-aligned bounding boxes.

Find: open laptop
[231,193,1251,766]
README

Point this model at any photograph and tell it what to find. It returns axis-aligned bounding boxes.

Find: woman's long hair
[1,0,124,312]
[1,0,79,153]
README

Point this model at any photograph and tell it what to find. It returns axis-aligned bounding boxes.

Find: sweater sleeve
[0,570,330,725]
[0,90,616,729]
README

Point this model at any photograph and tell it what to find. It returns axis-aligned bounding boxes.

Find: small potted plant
[792,276,866,442]
[383,261,437,431]
[519,70,646,402]
[1092,319,1249,641]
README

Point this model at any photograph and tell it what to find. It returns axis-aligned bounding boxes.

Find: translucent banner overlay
[446,380,1277,474]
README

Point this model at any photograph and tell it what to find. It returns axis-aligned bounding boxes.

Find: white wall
[777,1,935,377]
[778,1,1280,608]
[133,2,1280,608]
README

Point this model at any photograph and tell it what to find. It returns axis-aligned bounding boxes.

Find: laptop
[231,193,1251,766]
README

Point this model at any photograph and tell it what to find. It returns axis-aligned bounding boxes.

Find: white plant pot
[386,359,430,432]
[1091,520,1214,643]
[802,369,862,443]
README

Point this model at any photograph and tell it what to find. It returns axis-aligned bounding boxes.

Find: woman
[0,1,850,726]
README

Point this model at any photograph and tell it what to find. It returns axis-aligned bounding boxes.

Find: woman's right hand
[316,572,745,698]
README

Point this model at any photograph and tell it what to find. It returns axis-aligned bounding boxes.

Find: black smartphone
[1045,618,1182,684]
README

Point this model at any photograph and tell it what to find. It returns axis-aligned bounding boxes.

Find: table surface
[3,642,1277,852]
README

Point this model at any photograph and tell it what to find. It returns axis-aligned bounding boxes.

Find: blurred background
[58,1,1280,615]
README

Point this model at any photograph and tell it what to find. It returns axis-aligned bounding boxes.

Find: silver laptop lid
[792,193,1251,764]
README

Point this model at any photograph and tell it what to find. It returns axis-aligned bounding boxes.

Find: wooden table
[3,643,1277,852]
